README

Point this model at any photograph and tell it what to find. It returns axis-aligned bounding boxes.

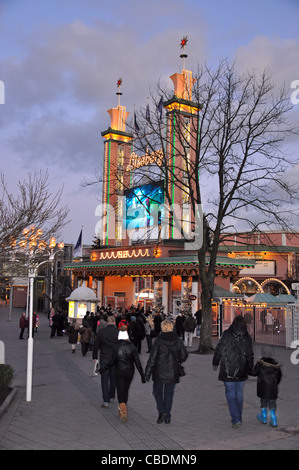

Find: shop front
[65,243,256,321]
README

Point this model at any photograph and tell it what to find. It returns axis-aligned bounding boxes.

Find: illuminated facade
[64,45,299,343]
[65,53,255,321]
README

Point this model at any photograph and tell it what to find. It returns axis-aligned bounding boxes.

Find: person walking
[129,315,145,353]
[251,345,282,427]
[153,311,162,337]
[19,312,28,339]
[79,320,93,356]
[92,315,119,408]
[260,309,267,333]
[67,319,80,353]
[183,313,196,348]
[212,315,254,428]
[194,308,202,338]
[145,315,154,352]
[50,311,60,338]
[31,311,37,338]
[145,319,188,424]
[174,312,185,340]
[100,326,145,422]
[266,311,273,334]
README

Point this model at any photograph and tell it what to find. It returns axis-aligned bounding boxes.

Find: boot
[118,403,128,422]
[257,408,267,424]
[269,409,277,427]
[157,412,165,424]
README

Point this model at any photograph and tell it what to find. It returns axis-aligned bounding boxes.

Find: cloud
[234,35,299,89]
[234,34,299,159]
[0,17,207,173]
[9,109,99,171]
[1,1,298,242]
[0,13,207,243]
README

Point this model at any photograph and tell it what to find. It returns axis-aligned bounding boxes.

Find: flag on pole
[73,228,82,258]
[146,103,151,124]
[157,96,163,121]
[134,111,140,132]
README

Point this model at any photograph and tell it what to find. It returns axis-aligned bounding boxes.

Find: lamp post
[18,226,64,402]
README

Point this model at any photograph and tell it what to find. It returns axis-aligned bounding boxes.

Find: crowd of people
[64,304,201,356]
[18,304,282,429]
[19,311,39,339]
[89,305,189,425]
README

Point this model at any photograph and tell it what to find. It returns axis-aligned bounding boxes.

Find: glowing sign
[68,301,75,318]
[91,248,151,261]
[126,150,163,171]
[78,302,87,318]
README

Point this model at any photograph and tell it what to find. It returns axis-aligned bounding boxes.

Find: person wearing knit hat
[251,345,282,427]
[99,326,146,422]
[118,329,129,341]
[261,345,272,358]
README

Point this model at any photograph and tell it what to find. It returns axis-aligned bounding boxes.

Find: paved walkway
[0,306,299,451]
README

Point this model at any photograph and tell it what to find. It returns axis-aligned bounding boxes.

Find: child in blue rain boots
[251,346,282,427]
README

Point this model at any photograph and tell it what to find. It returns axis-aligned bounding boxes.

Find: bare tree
[126,60,299,352]
[0,170,70,248]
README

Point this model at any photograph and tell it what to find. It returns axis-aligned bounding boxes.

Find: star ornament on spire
[180,36,188,49]
[117,78,123,88]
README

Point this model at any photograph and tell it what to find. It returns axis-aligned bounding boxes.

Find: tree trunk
[198,280,214,354]
[196,246,216,354]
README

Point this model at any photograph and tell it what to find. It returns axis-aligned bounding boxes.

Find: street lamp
[18,226,64,402]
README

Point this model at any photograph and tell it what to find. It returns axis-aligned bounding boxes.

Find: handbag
[164,343,185,377]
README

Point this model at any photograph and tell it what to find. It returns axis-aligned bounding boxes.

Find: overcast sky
[1,0,298,245]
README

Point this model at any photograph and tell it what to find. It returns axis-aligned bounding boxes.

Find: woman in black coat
[67,320,80,353]
[145,319,188,424]
[212,315,254,428]
[100,326,145,422]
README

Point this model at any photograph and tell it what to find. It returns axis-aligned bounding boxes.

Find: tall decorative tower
[164,37,200,240]
[101,79,133,246]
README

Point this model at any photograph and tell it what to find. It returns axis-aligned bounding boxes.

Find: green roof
[64,255,255,271]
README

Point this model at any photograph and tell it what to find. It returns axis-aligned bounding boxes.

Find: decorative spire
[180,36,188,49]
[168,36,195,102]
[116,77,123,107]
[180,36,188,70]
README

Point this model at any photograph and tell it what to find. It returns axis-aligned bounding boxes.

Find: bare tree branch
[0,170,70,249]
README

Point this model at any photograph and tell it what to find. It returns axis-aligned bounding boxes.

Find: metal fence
[286,304,299,349]
[220,303,298,348]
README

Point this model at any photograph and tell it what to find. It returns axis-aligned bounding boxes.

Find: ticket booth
[66,286,99,323]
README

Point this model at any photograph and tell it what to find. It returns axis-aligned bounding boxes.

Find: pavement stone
[0,305,299,454]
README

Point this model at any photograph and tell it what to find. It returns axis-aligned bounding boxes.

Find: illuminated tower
[164,37,200,239]
[101,79,133,246]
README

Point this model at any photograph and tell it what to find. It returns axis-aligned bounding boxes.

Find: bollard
[0,340,5,364]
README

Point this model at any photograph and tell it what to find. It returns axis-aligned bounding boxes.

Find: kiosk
[66,286,99,323]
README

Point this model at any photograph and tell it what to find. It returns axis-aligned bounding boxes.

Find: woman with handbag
[145,319,188,424]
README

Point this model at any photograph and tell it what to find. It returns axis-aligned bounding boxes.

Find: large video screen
[124,181,164,229]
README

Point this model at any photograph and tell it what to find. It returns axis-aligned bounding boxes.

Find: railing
[286,304,299,349]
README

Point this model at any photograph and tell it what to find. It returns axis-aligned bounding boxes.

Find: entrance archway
[261,278,290,295]
[136,288,154,309]
[233,277,263,294]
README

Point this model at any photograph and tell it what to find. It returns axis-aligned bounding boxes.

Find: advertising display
[124,181,164,229]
